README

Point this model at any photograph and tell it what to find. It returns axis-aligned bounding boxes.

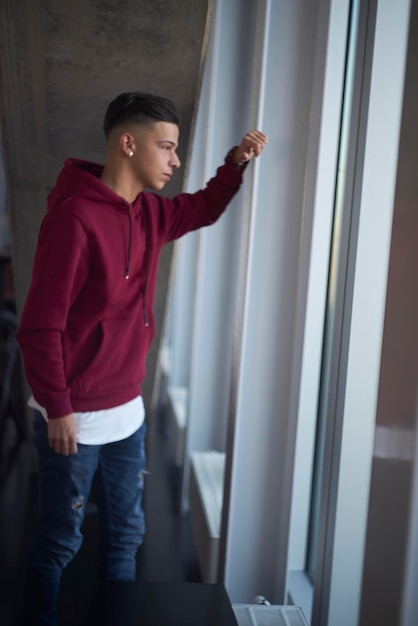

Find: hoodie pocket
[73,316,150,397]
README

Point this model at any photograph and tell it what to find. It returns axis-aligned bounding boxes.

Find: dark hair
[103,92,181,137]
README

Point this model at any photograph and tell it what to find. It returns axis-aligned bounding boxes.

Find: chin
[148,181,166,191]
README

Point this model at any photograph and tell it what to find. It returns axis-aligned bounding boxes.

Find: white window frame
[285,0,352,617]
[286,1,411,625]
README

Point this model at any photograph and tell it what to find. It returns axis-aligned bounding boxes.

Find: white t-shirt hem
[28,394,145,445]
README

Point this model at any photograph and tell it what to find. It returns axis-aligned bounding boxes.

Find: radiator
[233,604,309,626]
[189,450,226,582]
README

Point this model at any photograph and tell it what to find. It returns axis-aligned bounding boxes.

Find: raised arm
[161,130,268,242]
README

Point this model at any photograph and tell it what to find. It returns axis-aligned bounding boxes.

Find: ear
[119,132,135,157]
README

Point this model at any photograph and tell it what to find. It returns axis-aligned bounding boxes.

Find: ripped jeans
[26,410,146,625]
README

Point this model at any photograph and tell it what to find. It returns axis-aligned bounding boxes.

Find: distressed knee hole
[71,495,84,511]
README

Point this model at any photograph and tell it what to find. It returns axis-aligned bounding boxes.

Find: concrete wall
[0,0,211,411]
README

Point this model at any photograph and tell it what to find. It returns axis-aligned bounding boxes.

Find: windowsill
[166,385,188,467]
[287,570,313,624]
[167,385,188,430]
[190,450,225,538]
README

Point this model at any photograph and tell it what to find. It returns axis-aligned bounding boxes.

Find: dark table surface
[66,581,238,626]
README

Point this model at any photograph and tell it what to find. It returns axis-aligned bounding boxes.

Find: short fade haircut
[103,92,181,138]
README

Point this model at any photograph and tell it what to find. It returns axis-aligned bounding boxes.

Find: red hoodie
[17,155,245,419]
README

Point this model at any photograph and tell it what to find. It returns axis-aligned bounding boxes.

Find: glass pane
[306,0,361,581]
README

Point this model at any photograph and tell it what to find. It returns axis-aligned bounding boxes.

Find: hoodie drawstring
[141,205,150,327]
[125,205,133,280]
[124,202,149,327]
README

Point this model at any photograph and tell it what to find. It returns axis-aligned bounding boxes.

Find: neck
[100,162,143,204]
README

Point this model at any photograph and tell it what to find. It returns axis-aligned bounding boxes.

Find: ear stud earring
[128,151,134,157]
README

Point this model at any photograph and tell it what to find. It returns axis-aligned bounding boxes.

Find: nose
[170,152,181,169]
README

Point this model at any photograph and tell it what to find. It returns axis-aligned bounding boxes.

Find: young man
[17,92,267,624]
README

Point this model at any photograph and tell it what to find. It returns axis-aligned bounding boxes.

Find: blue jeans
[25,410,147,625]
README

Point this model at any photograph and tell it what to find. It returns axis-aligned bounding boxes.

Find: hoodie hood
[48,158,129,214]
[49,158,141,285]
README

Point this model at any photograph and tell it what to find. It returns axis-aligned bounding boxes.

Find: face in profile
[129,121,181,191]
